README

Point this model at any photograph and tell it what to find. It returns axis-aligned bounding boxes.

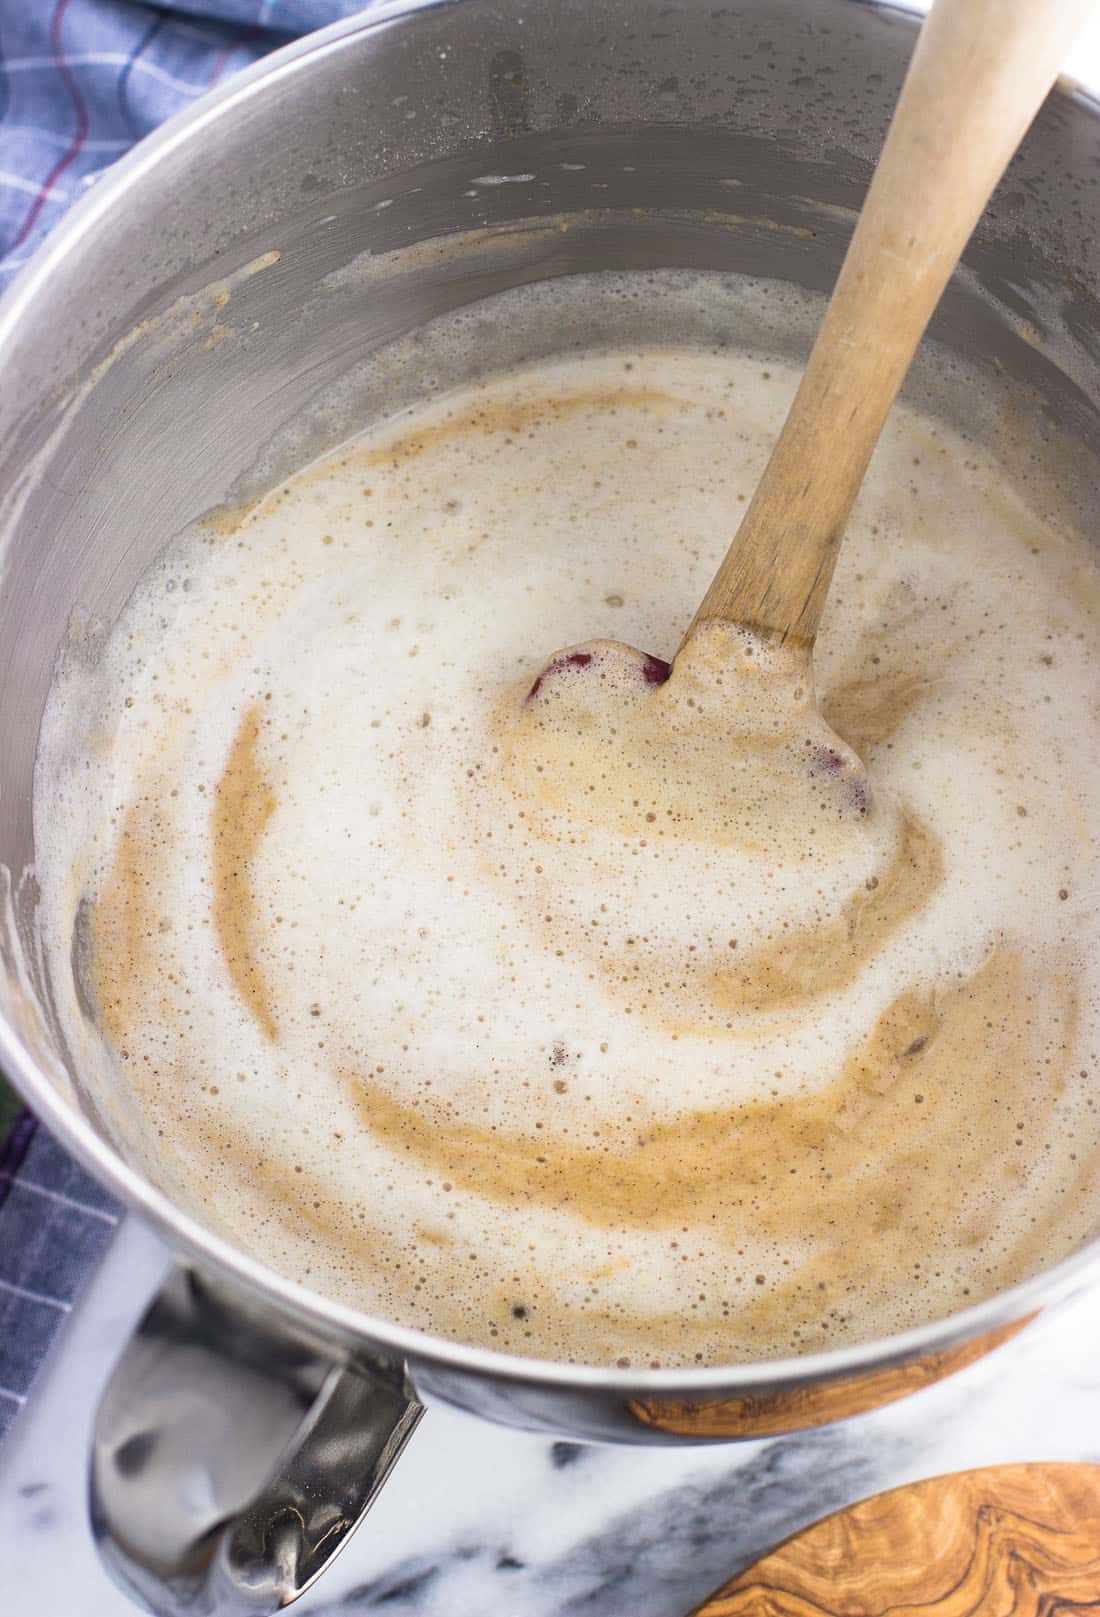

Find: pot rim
[3,0,1100,1397]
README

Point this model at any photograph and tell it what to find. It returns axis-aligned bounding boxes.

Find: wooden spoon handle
[688,0,1095,649]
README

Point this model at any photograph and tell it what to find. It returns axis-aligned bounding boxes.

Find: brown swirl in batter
[89,778,1086,1357]
[85,643,1090,1360]
[343,947,1082,1348]
[211,706,278,1041]
[347,950,1071,1210]
[327,384,692,475]
[513,807,939,1033]
[496,620,945,1032]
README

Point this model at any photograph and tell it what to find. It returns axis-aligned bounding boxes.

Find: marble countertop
[2,1214,1100,1616]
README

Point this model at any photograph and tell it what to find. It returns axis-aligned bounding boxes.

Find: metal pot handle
[90,1263,424,1616]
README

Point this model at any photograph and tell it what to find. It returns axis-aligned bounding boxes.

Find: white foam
[32,281,1100,1366]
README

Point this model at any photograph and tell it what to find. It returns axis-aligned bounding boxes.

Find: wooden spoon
[528,0,1095,719]
[687,0,1096,653]
[520,0,1094,834]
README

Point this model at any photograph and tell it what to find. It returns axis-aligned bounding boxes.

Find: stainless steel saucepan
[2,2,1099,1612]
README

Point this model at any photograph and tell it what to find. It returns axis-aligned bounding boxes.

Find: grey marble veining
[3,1216,1100,1617]
[305,1425,878,1617]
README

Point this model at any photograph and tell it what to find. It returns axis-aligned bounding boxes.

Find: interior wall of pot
[1,0,1099,1135]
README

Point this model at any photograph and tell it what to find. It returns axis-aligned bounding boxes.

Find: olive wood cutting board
[690,1463,1100,1617]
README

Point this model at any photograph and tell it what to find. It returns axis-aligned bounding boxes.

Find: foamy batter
[34,291,1100,1366]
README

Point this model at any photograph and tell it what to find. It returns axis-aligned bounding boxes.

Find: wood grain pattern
[628,1317,1035,1439]
[691,1464,1100,1617]
[688,0,1096,649]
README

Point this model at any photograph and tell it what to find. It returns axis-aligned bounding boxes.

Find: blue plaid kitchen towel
[0,0,363,1443]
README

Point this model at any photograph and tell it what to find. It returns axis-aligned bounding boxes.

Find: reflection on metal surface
[91,1266,422,1617]
[628,1316,1036,1438]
